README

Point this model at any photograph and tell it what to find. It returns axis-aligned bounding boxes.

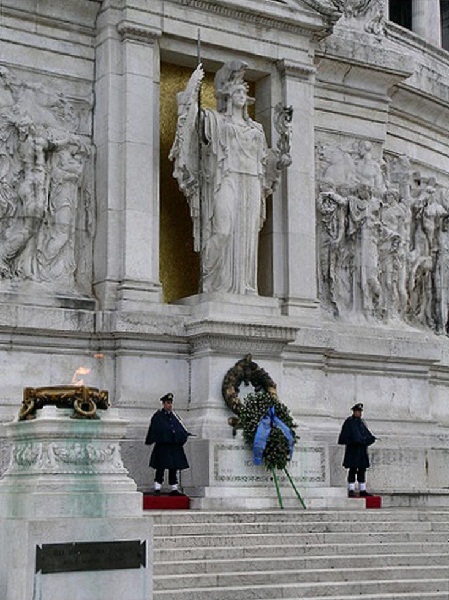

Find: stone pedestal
[0,406,152,600]
[182,295,299,440]
[182,436,331,510]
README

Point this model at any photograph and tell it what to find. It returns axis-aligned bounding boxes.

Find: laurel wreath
[222,355,297,471]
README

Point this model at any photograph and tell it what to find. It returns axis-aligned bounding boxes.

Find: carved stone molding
[117,20,162,43]
[186,319,297,356]
[168,0,318,36]
[277,59,316,82]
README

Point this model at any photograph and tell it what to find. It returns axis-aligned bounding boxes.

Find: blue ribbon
[253,406,295,466]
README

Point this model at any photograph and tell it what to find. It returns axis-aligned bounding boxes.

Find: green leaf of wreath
[240,391,298,471]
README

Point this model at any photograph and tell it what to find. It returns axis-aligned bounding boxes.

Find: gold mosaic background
[159,63,216,303]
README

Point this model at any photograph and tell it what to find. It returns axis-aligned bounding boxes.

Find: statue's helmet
[214,60,254,113]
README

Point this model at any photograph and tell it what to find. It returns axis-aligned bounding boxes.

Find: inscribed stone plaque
[213,443,326,486]
[36,540,146,574]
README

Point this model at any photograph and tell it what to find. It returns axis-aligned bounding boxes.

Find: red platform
[349,494,382,509]
[365,495,382,509]
[143,494,190,510]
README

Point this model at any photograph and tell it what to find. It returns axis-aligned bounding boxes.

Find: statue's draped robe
[169,66,273,295]
[202,109,268,294]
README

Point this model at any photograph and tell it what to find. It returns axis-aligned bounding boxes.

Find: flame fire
[71,366,91,386]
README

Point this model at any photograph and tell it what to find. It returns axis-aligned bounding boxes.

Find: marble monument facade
[1,0,449,507]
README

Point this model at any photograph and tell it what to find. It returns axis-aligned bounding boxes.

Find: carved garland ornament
[10,442,125,473]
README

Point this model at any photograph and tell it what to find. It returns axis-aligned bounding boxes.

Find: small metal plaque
[35,540,146,574]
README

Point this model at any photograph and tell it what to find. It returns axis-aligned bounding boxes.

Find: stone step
[154,530,449,548]
[152,509,449,600]
[154,565,449,591]
[154,541,449,561]
[236,595,449,600]
[148,508,449,524]
[154,552,449,575]
[189,496,357,510]
[152,577,449,599]
[153,519,432,536]
[185,485,384,510]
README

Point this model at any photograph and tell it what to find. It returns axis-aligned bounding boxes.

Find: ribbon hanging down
[253,406,295,466]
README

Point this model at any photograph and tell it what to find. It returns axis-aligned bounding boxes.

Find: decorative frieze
[9,440,126,474]
[169,0,338,38]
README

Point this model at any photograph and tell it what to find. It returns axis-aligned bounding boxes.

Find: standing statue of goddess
[169,61,292,295]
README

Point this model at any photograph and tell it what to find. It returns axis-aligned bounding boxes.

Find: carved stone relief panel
[316,138,449,336]
[0,67,94,297]
[329,0,386,38]
[9,440,126,475]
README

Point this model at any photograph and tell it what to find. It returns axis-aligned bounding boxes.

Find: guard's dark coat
[338,416,376,469]
[145,409,190,470]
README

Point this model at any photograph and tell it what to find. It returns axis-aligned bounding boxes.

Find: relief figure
[408,183,446,327]
[317,181,348,315]
[348,184,381,315]
[35,138,89,288]
[0,117,49,278]
[378,188,410,319]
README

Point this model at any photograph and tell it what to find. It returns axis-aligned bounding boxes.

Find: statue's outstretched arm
[169,64,205,252]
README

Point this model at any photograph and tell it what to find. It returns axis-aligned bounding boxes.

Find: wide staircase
[151,508,449,600]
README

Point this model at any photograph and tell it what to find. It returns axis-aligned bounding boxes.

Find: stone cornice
[166,0,331,37]
[117,20,162,43]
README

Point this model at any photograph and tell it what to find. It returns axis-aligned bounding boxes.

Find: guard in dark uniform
[338,403,376,497]
[145,393,191,496]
